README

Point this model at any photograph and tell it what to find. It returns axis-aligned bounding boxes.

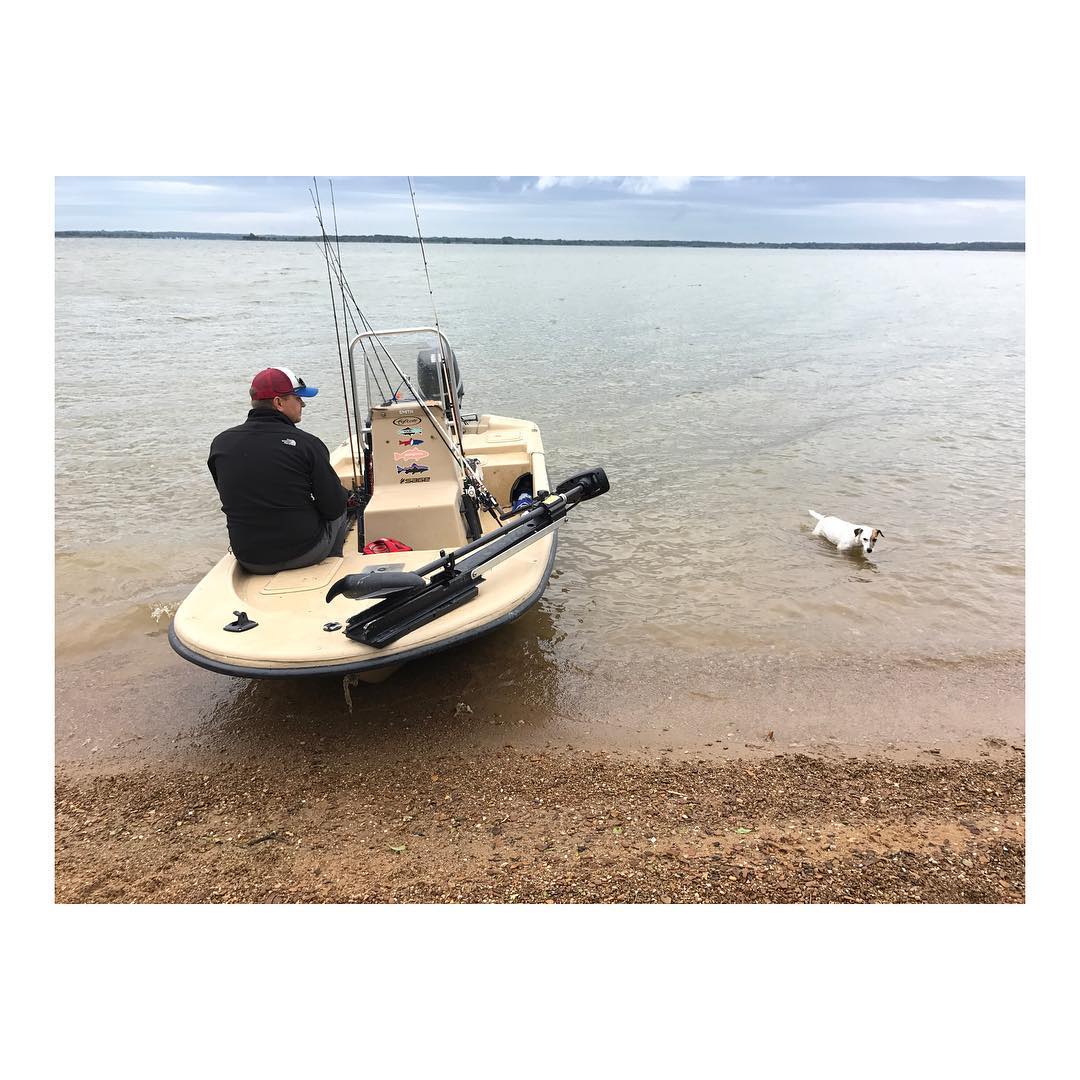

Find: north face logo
[281,438,297,446]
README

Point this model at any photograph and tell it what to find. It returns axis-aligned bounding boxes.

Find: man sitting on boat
[207,367,349,574]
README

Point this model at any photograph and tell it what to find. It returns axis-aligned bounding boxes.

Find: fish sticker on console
[393,415,423,427]
[396,427,422,437]
[397,463,429,475]
[394,448,430,463]
[398,438,424,446]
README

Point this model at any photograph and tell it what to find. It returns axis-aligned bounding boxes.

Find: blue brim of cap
[296,386,318,397]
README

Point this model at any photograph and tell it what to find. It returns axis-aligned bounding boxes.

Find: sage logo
[393,415,422,427]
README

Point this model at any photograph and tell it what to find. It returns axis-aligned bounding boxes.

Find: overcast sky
[54,176,1025,243]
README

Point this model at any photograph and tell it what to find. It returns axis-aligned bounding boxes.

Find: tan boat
[169,325,608,682]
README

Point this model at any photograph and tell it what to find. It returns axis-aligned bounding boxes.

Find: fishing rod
[309,179,404,408]
[404,177,487,531]
[314,218,504,519]
[309,180,362,536]
[311,179,504,524]
[310,180,407,516]
[310,180,387,404]
[328,178,367,495]
[409,176,441,335]
[408,177,468,462]
[313,225,400,403]
[317,239,426,417]
[312,179,455,412]
[319,247,502,519]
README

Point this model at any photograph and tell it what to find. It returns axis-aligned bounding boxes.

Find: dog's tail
[807,509,823,521]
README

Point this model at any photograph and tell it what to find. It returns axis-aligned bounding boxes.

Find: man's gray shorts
[238,512,351,575]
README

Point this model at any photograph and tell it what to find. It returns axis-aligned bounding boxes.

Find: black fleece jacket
[208,409,347,565]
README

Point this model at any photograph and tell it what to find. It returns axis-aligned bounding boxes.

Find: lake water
[54,239,1025,757]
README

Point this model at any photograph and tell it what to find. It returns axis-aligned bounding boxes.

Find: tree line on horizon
[53,230,1024,252]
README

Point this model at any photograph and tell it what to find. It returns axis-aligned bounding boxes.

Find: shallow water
[54,239,1024,755]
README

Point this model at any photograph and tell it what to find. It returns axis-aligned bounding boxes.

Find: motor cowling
[417,345,464,413]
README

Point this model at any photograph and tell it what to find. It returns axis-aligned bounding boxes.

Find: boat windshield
[348,327,462,413]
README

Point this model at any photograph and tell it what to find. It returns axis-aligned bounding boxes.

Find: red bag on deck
[363,538,413,555]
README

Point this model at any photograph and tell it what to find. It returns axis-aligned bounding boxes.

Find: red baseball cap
[250,366,319,400]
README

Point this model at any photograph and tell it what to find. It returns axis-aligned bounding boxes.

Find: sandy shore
[55,745,1024,904]
[55,633,1024,904]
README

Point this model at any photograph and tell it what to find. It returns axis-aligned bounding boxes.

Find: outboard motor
[417,345,465,414]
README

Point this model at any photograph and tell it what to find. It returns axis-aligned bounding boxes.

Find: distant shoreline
[54,230,1024,252]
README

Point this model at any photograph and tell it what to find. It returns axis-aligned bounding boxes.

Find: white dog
[808,510,884,556]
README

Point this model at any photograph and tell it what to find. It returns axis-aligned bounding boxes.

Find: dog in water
[808,510,884,556]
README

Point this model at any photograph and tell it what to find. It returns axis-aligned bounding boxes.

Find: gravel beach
[55,744,1024,904]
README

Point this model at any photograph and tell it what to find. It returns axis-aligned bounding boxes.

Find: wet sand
[55,633,1024,904]
[55,624,1024,765]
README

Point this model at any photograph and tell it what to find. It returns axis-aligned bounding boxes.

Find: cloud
[535,175,614,191]
[761,197,1023,219]
[618,176,692,194]
[117,179,224,196]
[534,175,692,195]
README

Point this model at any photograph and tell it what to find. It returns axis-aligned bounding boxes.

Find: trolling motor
[325,467,609,648]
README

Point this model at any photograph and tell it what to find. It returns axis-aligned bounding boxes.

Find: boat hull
[167,531,556,679]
